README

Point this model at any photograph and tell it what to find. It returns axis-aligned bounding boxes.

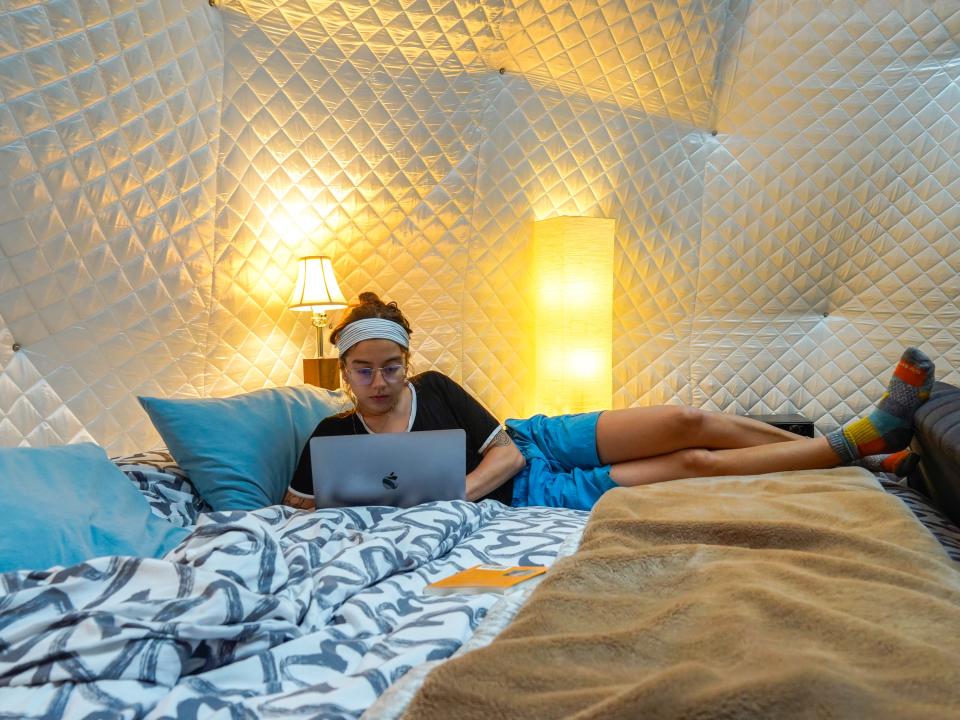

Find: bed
[2,384,960,718]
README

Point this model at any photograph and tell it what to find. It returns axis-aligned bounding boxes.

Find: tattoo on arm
[282,489,315,511]
[489,429,511,448]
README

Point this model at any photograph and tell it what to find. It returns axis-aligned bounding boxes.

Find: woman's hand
[465,430,525,501]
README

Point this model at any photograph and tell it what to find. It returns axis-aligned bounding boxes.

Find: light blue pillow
[139,385,346,511]
[0,443,190,575]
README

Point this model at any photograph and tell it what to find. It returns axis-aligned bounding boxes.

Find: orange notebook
[425,564,547,596]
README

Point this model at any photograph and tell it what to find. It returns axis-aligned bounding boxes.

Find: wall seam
[204,0,228,398]
[461,0,507,388]
[687,0,749,407]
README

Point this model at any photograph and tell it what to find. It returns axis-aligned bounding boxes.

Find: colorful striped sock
[856,449,921,477]
[826,347,934,464]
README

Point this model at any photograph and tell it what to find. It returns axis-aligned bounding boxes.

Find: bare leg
[602,348,934,489]
[610,436,841,488]
[596,406,805,465]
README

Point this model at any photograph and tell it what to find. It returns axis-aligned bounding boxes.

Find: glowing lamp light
[533,216,615,416]
[290,256,347,358]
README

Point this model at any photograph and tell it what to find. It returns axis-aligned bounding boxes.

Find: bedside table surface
[748,413,811,423]
[303,357,340,390]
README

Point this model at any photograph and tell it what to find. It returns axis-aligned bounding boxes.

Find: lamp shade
[533,216,615,416]
[290,256,347,311]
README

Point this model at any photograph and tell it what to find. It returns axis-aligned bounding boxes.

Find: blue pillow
[139,385,346,511]
[0,443,190,575]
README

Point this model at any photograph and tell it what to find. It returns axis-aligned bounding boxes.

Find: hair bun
[357,291,382,305]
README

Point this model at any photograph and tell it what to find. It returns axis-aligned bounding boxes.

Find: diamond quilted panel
[496,0,732,128]
[0,0,223,452]
[698,0,960,429]
[0,313,93,446]
[212,0,502,394]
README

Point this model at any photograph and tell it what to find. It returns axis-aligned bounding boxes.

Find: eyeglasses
[347,364,407,386]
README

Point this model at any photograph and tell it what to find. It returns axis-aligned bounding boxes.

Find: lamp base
[303,358,340,390]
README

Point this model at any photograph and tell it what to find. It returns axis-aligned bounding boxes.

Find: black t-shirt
[290,371,514,504]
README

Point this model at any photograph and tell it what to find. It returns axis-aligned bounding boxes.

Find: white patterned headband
[335,318,410,356]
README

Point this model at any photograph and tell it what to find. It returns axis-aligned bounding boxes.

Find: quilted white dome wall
[696,0,960,425]
[0,0,958,452]
[0,1,223,451]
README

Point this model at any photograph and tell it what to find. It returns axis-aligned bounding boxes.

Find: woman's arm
[465,430,526,501]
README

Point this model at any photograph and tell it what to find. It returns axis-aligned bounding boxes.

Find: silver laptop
[310,429,466,508]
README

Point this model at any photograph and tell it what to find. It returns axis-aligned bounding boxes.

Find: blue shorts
[506,411,616,511]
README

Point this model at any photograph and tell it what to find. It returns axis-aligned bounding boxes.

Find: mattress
[2,451,958,718]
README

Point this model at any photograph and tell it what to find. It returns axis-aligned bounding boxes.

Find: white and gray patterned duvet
[3,455,959,720]
[0,459,587,719]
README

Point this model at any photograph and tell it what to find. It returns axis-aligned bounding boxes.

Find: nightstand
[303,358,340,390]
[746,413,815,438]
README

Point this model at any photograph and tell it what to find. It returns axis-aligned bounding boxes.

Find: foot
[826,347,934,463]
[856,448,921,478]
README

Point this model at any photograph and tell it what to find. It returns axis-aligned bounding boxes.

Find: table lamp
[290,255,347,389]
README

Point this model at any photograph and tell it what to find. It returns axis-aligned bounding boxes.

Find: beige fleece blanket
[401,468,960,720]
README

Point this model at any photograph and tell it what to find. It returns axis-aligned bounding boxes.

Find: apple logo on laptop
[382,472,399,490]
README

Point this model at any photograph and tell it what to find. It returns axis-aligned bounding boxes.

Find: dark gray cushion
[910,381,960,525]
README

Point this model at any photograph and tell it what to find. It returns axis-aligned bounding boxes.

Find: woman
[288,293,934,511]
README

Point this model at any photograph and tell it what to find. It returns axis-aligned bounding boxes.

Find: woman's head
[331,292,413,415]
